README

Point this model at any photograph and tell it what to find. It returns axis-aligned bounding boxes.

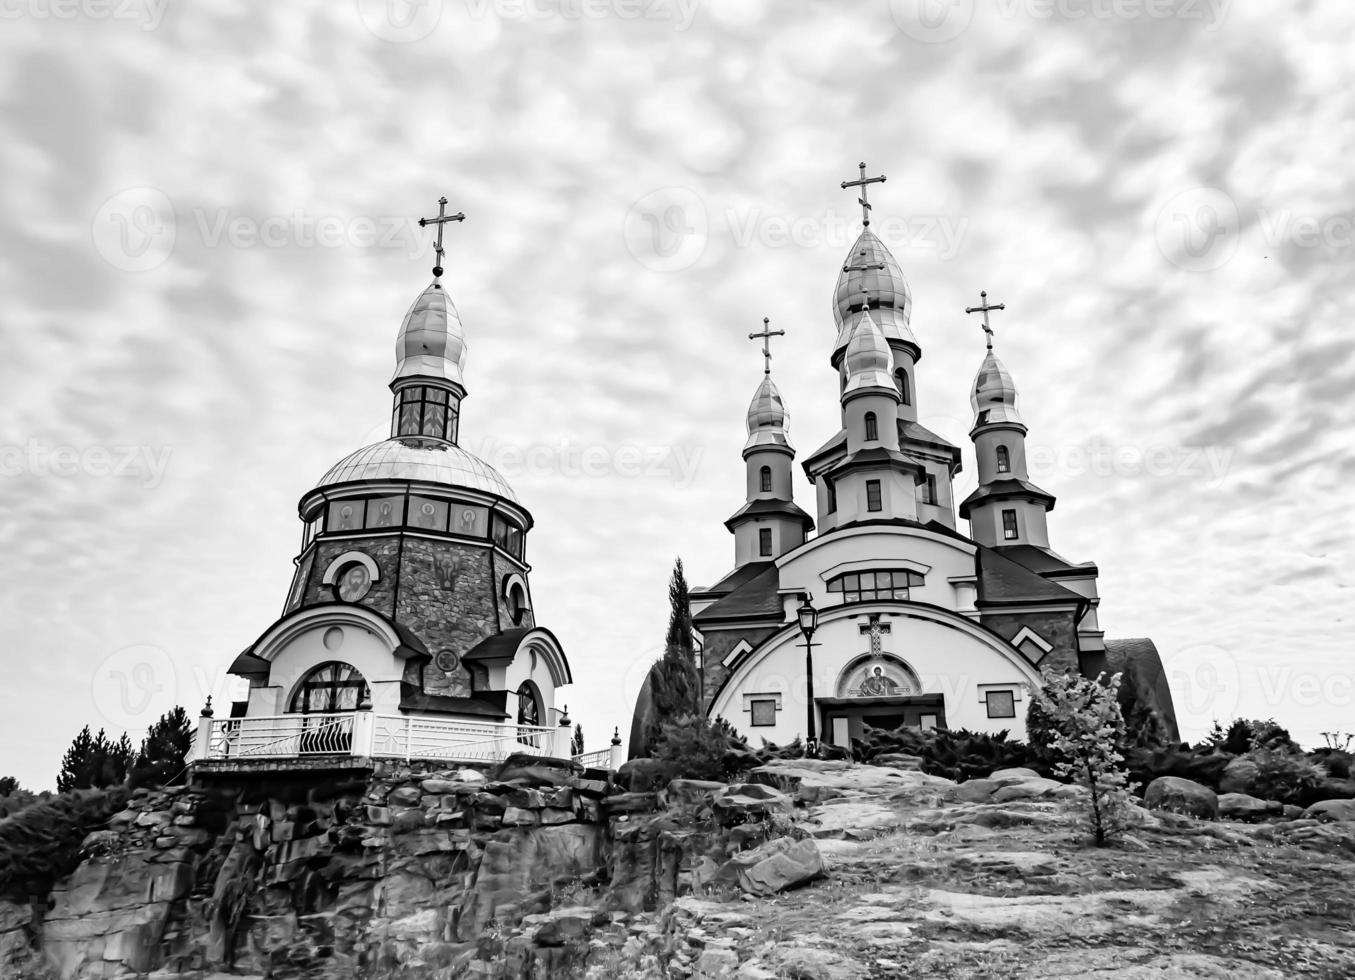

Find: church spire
[958,291,1056,547]
[391,198,470,444]
[725,317,812,567]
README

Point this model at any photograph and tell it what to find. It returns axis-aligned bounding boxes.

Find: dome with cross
[832,229,917,362]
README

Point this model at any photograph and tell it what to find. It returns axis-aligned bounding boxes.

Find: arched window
[507,582,528,626]
[896,369,910,405]
[996,445,1011,473]
[517,681,542,729]
[289,662,369,714]
[759,465,772,493]
[864,412,878,441]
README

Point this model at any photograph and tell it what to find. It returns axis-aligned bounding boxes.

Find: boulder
[1315,777,1355,800]
[987,767,1043,786]
[954,779,999,803]
[1304,798,1355,822]
[616,758,678,793]
[991,777,1064,803]
[873,753,925,770]
[1144,776,1218,820]
[719,837,824,896]
[1218,792,1282,822]
[1219,758,1259,795]
[712,783,794,823]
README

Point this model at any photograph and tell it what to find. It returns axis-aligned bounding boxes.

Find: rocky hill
[2,758,1353,978]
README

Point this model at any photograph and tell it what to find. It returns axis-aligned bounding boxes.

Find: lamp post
[796,593,820,752]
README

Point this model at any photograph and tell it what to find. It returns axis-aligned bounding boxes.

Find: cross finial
[748,316,785,375]
[840,161,887,227]
[964,290,1006,350]
[418,195,466,281]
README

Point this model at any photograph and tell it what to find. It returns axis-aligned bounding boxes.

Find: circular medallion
[336,562,373,602]
[434,649,461,673]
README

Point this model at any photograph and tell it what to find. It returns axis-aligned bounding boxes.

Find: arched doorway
[819,654,945,747]
[516,680,544,747]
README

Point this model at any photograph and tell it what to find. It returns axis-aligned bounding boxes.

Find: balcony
[189,711,622,772]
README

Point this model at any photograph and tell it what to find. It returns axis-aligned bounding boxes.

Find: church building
[691,166,1177,748]
[195,200,574,764]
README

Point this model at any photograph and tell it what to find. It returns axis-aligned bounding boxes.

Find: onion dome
[832,228,917,361]
[744,375,793,453]
[842,307,897,399]
[392,282,467,388]
[318,438,518,503]
[970,350,1025,430]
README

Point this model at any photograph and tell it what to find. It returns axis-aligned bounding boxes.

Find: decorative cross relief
[858,613,892,656]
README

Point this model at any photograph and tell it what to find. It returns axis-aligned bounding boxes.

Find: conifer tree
[132,706,193,787]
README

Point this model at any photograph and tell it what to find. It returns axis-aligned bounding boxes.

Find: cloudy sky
[1,1,1351,789]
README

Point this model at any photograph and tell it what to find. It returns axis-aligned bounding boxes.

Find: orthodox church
[218,200,572,754]
[690,166,1178,748]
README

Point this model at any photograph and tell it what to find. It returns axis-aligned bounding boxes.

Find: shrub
[648,714,734,781]
[1031,670,1137,846]
[1247,748,1326,806]
[854,726,1038,781]
[0,786,130,902]
[1309,748,1353,780]
[1202,717,1299,755]
[1124,744,1233,794]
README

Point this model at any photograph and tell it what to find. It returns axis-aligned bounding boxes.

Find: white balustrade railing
[193,711,592,766]
[571,748,613,770]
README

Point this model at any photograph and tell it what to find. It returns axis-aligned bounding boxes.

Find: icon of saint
[859,665,898,697]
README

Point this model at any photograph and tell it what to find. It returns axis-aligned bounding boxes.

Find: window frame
[985,689,1017,719]
[749,698,778,727]
[759,465,772,493]
[864,411,878,441]
[866,479,883,513]
[758,527,773,557]
[996,445,1011,474]
[1002,508,1019,540]
[826,568,925,603]
[896,368,910,405]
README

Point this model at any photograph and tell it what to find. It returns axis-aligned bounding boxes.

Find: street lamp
[796,593,820,752]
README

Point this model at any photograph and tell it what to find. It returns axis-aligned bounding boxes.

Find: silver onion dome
[842,307,897,398]
[392,282,468,387]
[832,228,917,360]
[744,374,793,453]
[970,350,1024,428]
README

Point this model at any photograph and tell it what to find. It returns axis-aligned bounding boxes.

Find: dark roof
[399,684,510,719]
[692,562,784,624]
[695,560,777,598]
[829,516,974,544]
[723,498,815,532]
[992,544,1094,576]
[958,478,1057,518]
[462,628,532,664]
[803,429,849,476]
[899,420,962,460]
[976,545,1084,606]
[1104,638,1180,743]
[824,446,926,481]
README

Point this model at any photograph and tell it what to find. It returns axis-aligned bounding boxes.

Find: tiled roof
[1105,637,1180,742]
[958,477,1057,518]
[724,498,815,532]
[976,546,1083,606]
[992,544,1092,576]
[693,562,784,624]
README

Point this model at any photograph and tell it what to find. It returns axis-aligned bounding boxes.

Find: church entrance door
[816,694,947,748]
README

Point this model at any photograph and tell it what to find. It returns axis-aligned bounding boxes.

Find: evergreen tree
[0,777,17,797]
[56,727,134,792]
[131,706,194,788]
[640,558,701,754]
[571,722,584,757]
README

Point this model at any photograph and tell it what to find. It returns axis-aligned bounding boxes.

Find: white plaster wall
[778,527,977,612]
[257,623,405,715]
[500,642,562,723]
[712,606,1039,744]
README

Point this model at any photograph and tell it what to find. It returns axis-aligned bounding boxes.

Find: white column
[351,708,376,758]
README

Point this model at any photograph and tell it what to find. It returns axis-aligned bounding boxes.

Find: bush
[1031,670,1137,846]
[1124,744,1233,794]
[1202,717,1299,755]
[1247,748,1326,806]
[0,787,130,902]
[647,715,735,781]
[854,726,1039,781]
[1308,748,1353,780]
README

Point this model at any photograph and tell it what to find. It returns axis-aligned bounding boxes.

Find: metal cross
[840,161,887,226]
[843,243,886,276]
[418,196,466,280]
[747,317,785,375]
[964,290,1006,350]
[858,614,892,656]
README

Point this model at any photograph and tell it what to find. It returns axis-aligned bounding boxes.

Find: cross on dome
[748,317,786,375]
[964,290,1006,351]
[417,196,466,281]
[840,161,887,227]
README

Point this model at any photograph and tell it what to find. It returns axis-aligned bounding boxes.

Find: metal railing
[369,715,557,762]
[205,713,354,759]
[572,748,613,769]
